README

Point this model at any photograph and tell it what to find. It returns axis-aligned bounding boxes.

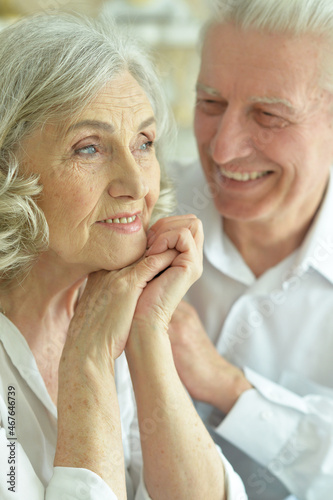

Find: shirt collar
[201,191,256,285]
[293,169,333,283]
[0,314,56,417]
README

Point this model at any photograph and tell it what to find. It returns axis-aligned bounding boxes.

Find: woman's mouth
[96,213,142,233]
[99,215,137,224]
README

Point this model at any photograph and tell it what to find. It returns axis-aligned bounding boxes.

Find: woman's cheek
[149,168,161,204]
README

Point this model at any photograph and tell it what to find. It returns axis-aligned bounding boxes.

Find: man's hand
[168,300,253,414]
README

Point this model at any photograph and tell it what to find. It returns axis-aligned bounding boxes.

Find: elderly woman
[0,13,246,500]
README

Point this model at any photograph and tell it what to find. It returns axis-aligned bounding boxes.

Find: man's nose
[210,108,255,165]
[108,150,149,200]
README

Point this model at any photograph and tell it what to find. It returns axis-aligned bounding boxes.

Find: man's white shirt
[172,160,333,500]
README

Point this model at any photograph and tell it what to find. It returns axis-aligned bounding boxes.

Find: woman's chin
[100,247,147,272]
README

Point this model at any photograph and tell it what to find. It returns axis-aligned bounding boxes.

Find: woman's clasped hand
[65,214,203,364]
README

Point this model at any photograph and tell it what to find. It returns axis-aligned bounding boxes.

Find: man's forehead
[202,22,323,82]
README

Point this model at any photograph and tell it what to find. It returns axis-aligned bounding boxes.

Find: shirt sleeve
[216,444,248,500]
[46,468,118,500]
[215,367,333,499]
[0,427,118,500]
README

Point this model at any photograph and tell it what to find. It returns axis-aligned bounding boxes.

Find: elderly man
[169,1,333,499]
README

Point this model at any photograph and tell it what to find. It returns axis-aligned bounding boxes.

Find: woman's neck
[0,261,86,329]
[0,258,88,406]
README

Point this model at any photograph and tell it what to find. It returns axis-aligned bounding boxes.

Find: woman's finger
[146,219,203,258]
[147,214,199,246]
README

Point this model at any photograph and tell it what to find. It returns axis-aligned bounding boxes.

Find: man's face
[195,23,333,227]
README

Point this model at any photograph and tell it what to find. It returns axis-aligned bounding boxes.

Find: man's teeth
[102,215,137,224]
[221,168,269,181]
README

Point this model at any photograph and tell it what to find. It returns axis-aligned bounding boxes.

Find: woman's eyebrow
[66,117,156,135]
[66,120,115,134]
[138,116,156,131]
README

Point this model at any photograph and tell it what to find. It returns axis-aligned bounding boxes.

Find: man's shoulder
[168,160,215,218]
[168,159,203,186]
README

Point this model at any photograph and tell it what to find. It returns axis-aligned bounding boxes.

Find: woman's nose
[107,150,149,200]
[210,109,255,165]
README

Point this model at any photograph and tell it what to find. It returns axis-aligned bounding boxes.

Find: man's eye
[196,98,226,115]
[258,111,287,128]
[75,145,98,155]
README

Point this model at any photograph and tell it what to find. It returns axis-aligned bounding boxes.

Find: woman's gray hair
[203,0,333,91]
[0,12,175,286]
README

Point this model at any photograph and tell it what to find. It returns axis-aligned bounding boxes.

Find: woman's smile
[96,212,143,233]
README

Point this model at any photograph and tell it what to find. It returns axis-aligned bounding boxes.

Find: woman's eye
[75,144,98,155]
[139,141,154,151]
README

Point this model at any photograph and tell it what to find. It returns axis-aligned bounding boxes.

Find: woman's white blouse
[0,313,246,500]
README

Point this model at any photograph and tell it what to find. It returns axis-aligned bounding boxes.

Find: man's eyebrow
[195,83,222,97]
[195,84,297,113]
[66,116,156,135]
[249,96,296,113]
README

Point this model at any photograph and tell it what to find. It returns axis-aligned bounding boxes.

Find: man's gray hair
[0,12,174,287]
[204,0,333,91]
[208,0,333,35]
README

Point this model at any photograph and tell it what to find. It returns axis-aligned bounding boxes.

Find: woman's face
[22,72,160,273]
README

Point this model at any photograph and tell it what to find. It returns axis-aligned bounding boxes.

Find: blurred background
[0,0,213,163]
